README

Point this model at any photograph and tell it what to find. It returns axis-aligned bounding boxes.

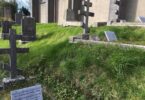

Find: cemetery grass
[1,24,145,99]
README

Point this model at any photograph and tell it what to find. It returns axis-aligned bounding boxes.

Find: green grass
[1,24,145,99]
[90,26,145,45]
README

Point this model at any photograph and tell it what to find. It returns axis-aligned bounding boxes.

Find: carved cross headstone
[22,17,36,41]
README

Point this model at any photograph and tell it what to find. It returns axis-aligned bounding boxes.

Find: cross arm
[0,48,29,54]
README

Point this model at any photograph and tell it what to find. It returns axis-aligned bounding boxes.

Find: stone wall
[31,0,40,22]
[58,0,111,26]
[89,0,110,25]
[31,0,145,25]
[135,0,145,21]
[40,0,49,23]
[57,0,69,25]
[119,0,145,22]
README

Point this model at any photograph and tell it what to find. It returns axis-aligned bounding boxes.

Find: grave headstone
[22,17,36,41]
[1,21,12,34]
[104,31,117,42]
[1,21,12,39]
[66,9,75,21]
[138,16,145,23]
[11,85,43,100]
[15,13,23,24]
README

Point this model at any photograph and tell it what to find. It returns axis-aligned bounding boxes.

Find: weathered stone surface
[15,13,23,24]
[22,17,36,41]
[1,21,12,34]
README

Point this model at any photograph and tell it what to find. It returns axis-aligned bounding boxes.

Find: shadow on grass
[37,32,55,40]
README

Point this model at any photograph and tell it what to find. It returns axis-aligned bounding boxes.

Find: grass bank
[0,24,145,99]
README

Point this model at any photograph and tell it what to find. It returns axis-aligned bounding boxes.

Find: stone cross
[80,0,94,40]
[0,29,29,83]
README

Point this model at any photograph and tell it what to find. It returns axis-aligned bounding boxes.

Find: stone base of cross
[0,75,25,91]
[69,35,100,43]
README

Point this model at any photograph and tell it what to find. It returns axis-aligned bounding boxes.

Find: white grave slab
[105,31,117,42]
[11,85,43,100]
[138,16,145,23]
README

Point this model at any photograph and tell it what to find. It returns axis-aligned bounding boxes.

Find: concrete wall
[135,0,145,21]
[31,0,40,22]
[40,0,49,23]
[119,0,145,22]
[32,0,145,25]
[58,0,111,26]
[57,0,69,25]
[123,0,138,21]
[4,7,12,20]
[89,0,110,25]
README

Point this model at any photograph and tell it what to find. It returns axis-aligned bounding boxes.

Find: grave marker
[1,21,12,34]
[80,0,94,40]
[104,31,117,42]
[22,17,36,41]
[138,16,145,23]
[15,13,23,24]
[11,85,43,100]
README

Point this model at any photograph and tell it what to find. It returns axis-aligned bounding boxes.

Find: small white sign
[11,85,43,100]
[138,16,145,23]
[105,31,117,42]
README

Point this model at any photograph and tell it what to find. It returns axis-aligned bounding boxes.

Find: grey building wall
[58,0,111,26]
[40,0,49,23]
[30,0,40,22]
[40,0,58,23]
[119,0,145,22]
[31,0,145,25]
